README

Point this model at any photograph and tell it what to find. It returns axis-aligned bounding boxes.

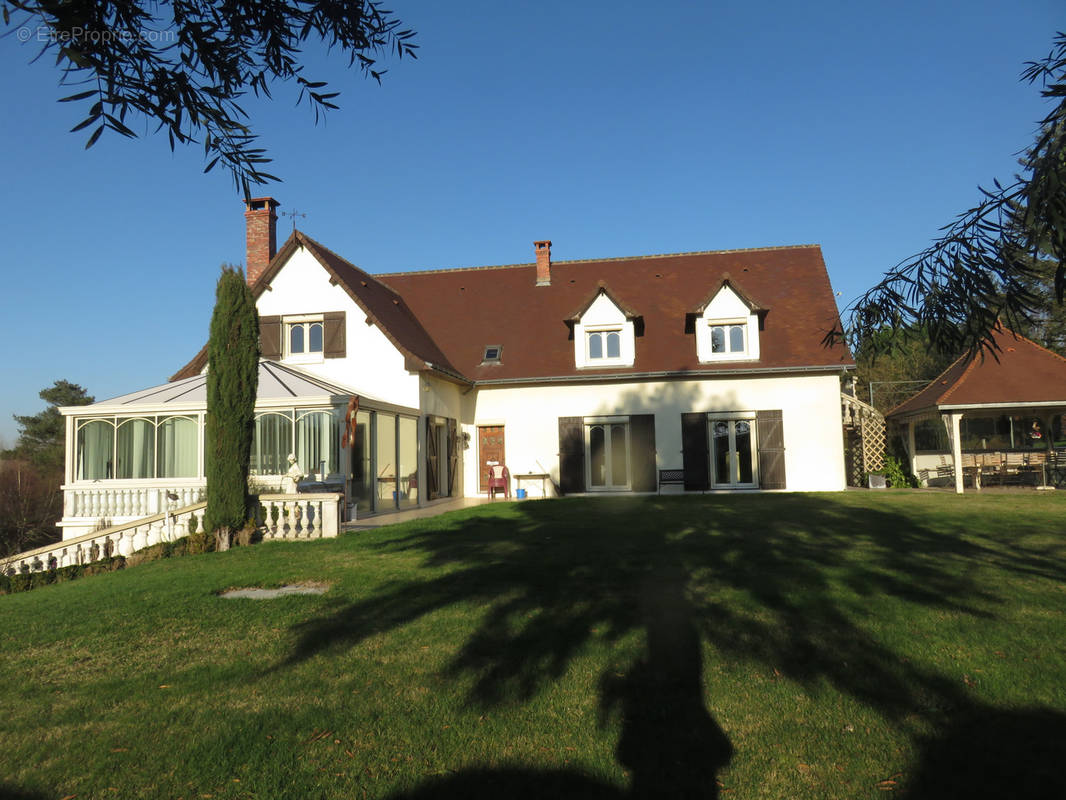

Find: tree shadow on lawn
[0,784,54,800]
[272,494,1066,798]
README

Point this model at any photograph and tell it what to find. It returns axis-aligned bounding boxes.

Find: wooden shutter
[629,414,657,492]
[323,311,346,358]
[446,418,458,497]
[558,417,585,495]
[757,409,786,490]
[426,417,439,501]
[259,315,281,360]
[681,413,709,490]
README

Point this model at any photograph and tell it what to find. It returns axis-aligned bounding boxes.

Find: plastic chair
[487,464,510,500]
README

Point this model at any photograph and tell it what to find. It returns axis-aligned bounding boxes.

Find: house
[56,198,854,538]
[886,324,1066,492]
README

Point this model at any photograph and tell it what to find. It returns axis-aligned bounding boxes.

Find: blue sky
[0,0,1061,446]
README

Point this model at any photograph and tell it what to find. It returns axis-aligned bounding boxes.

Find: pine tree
[8,381,94,470]
[204,265,259,550]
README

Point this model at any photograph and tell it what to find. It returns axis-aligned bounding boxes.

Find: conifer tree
[204,265,259,550]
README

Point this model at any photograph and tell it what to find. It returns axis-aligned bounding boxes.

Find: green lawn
[2,492,1065,799]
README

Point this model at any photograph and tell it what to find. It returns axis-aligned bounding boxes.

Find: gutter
[471,364,853,388]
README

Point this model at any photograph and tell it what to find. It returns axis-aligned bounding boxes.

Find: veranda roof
[887,326,1066,420]
[64,361,374,414]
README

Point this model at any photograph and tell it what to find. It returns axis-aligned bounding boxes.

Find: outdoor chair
[487,464,511,500]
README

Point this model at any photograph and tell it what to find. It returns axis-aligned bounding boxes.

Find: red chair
[487,464,510,500]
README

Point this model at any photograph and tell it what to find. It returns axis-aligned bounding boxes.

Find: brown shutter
[558,417,585,495]
[629,414,657,492]
[757,409,786,490]
[447,418,458,497]
[681,413,709,490]
[425,417,439,501]
[259,315,282,360]
[324,311,346,358]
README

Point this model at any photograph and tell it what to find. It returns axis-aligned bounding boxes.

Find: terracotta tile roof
[379,244,852,381]
[172,239,851,383]
[887,325,1066,418]
[292,234,461,378]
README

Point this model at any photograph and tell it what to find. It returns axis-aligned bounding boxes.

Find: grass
[2,491,1065,799]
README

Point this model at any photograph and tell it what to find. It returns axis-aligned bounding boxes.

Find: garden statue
[283,454,304,494]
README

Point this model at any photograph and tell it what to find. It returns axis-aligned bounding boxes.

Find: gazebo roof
[887,326,1066,419]
[64,361,373,414]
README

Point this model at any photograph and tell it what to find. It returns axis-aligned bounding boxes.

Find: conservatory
[58,360,420,539]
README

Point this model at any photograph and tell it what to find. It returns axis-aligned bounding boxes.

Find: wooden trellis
[842,394,886,485]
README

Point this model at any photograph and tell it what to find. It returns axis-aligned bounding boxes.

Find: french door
[710,416,757,488]
[586,419,630,490]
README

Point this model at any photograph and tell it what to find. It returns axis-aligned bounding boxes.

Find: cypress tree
[204,265,259,550]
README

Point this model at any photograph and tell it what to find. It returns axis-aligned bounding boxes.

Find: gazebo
[886,326,1066,493]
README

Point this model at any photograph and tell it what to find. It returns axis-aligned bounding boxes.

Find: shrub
[877,456,918,488]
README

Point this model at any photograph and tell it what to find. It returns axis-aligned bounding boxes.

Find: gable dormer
[694,278,763,363]
[569,285,640,369]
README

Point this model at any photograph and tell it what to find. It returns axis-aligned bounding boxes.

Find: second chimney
[245,197,280,286]
[534,240,552,286]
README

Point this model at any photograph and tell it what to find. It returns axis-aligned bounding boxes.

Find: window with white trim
[709,321,747,355]
[586,328,623,361]
[284,316,324,361]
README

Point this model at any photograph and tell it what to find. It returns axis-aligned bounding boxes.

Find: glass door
[586,421,630,490]
[711,417,757,488]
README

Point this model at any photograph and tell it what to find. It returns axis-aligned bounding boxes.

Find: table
[515,472,551,499]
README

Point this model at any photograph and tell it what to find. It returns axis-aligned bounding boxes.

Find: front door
[710,417,757,488]
[586,420,630,490]
[478,425,505,493]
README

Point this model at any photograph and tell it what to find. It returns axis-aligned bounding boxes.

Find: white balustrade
[64,485,207,523]
[255,494,340,541]
[3,492,342,578]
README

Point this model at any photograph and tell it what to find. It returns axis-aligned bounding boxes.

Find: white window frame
[707,412,758,488]
[584,416,631,491]
[583,325,626,366]
[284,315,325,363]
[708,319,748,356]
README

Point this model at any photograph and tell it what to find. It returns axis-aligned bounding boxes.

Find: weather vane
[282,208,307,231]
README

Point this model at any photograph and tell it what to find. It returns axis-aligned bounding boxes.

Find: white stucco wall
[464,373,846,495]
[256,246,420,408]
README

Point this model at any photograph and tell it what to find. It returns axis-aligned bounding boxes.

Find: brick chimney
[534,240,552,286]
[245,197,280,286]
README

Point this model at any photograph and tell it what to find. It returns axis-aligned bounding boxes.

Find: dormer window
[482,345,503,364]
[694,280,762,363]
[569,286,640,370]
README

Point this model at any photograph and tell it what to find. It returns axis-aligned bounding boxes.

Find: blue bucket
[515,488,527,499]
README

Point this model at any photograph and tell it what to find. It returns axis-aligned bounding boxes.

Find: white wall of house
[464,372,846,495]
[257,245,420,408]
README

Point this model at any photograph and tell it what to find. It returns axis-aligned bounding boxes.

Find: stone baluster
[270,500,280,539]
[119,528,134,557]
[132,523,147,552]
